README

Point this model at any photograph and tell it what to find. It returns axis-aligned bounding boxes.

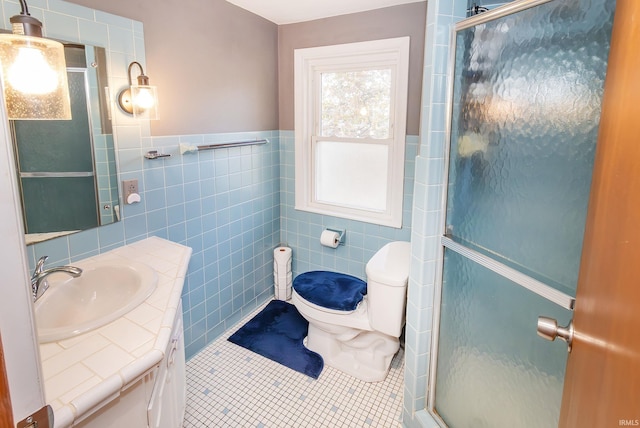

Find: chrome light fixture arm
[117,61,159,119]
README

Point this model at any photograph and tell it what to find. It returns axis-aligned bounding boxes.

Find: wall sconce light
[0,0,71,120]
[117,61,158,120]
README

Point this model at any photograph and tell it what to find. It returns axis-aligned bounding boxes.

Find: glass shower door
[431,0,615,426]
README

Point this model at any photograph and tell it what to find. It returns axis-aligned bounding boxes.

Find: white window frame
[294,37,410,228]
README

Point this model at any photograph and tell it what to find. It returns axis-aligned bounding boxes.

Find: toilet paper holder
[325,228,346,246]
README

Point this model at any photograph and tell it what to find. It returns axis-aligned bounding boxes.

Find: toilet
[291,241,411,382]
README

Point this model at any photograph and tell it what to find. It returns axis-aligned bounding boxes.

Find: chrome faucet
[31,256,82,302]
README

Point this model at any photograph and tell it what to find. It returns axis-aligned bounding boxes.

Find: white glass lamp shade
[130,84,158,119]
[0,34,71,120]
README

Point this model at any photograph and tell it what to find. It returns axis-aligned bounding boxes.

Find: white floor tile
[183,301,404,427]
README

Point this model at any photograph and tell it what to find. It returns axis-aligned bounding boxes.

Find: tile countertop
[37,237,192,428]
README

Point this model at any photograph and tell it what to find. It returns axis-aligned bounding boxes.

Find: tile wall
[26,130,281,359]
[402,0,468,427]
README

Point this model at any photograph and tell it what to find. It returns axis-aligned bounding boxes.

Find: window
[294,38,410,228]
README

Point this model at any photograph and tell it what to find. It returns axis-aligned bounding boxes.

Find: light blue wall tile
[439,0,454,16]
[184,182,201,202]
[94,10,132,29]
[164,185,185,206]
[97,221,125,248]
[166,204,185,224]
[163,164,184,186]
[124,214,147,240]
[168,223,187,244]
[132,20,143,36]
[425,158,444,185]
[146,209,167,232]
[435,18,451,46]
[145,189,166,212]
[144,167,165,190]
[183,162,200,183]
[432,73,448,104]
[32,237,70,266]
[433,45,449,76]
[404,0,471,425]
[115,125,142,149]
[117,149,143,173]
[68,229,99,258]
[42,10,79,42]
[19,0,45,8]
[107,27,134,54]
[48,0,94,20]
[428,132,446,158]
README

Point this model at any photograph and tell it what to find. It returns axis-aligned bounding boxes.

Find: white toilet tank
[365,241,411,337]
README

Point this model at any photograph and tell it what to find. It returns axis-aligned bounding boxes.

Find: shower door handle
[537,316,574,352]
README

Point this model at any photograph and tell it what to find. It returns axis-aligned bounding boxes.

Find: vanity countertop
[37,237,192,428]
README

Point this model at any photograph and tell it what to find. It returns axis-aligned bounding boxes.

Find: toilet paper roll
[320,230,340,248]
[274,247,292,266]
[274,258,291,269]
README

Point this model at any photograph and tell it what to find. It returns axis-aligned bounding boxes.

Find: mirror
[11,43,119,245]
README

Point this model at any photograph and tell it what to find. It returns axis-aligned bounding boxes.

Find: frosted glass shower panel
[445,0,615,292]
[435,249,572,428]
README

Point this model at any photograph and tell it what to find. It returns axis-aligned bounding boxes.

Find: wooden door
[1,335,15,428]
[560,0,640,425]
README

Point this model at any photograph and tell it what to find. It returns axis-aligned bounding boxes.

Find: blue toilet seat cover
[293,271,367,311]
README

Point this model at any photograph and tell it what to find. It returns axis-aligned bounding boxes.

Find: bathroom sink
[34,259,158,343]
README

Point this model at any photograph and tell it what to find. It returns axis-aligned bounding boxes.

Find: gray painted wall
[68,0,279,136]
[69,1,426,137]
[277,2,427,135]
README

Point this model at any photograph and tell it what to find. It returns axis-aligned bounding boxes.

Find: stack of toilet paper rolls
[273,246,292,300]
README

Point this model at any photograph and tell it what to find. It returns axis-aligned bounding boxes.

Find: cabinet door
[169,312,186,422]
[147,349,169,428]
[147,302,186,428]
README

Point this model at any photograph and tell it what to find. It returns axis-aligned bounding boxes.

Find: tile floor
[183,301,404,427]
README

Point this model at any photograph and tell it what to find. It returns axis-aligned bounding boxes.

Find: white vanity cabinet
[147,301,187,428]
[73,302,186,428]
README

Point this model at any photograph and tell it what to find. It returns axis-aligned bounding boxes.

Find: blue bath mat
[228,300,324,379]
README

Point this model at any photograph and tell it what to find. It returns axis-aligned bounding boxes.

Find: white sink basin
[34,259,158,343]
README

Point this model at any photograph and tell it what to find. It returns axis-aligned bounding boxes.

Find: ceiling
[225,0,425,25]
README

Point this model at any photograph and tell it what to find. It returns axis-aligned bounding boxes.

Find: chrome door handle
[537,316,574,352]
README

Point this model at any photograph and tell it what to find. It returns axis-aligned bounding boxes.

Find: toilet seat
[292,271,367,312]
[291,288,372,331]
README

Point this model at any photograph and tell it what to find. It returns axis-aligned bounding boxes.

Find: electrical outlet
[122,179,138,201]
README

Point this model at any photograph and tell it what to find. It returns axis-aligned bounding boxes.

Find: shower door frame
[426,0,580,424]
